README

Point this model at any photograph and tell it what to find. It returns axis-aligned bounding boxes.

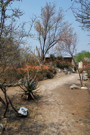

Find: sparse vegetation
[0,1,90,135]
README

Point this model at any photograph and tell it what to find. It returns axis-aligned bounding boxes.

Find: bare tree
[57,27,77,56]
[56,27,83,86]
[0,0,23,67]
[0,0,22,37]
[0,0,24,84]
[0,0,24,118]
[71,0,90,30]
[35,2,70,62]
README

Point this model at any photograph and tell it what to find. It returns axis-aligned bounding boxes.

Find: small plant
[20,75,38,100]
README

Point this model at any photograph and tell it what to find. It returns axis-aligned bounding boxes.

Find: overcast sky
[13,0,90,54]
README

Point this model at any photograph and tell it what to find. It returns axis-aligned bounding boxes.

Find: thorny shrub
[0,64,56,83]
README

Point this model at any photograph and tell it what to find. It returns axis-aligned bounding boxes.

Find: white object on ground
[81,87,88,90]
[68,71,71,74]
[18,107,28,116]
[0,124,5,130]
[70,84,79,89]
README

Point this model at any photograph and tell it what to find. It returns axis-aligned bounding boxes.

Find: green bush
[76,51,90,62]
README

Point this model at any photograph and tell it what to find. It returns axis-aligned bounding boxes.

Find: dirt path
[0,73,90,135]
[35,73,90,135]
[37,73,79,94]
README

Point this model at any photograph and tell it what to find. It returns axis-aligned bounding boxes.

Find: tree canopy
[76,51,90,62]
[35,2,72,61]
[71,0,90,30]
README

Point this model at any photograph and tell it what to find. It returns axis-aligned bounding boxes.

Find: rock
[83,77,88,81]
[56,68,62,73]
[64,69,68,74]
[81,87,88,90]
[59,69,61,72]
[68,71,71,74]
[18,107,28,116]
[70,84,79,89]
[64,68,67,72]
[43,77,48,80]
[72,69,76,73]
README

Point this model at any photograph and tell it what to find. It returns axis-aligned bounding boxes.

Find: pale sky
[13,0,90,54]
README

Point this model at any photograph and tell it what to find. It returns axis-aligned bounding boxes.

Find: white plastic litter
[18,107,28,116]
[81,87,88,90]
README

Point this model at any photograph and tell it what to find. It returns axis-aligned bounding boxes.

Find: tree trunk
[40,54,45,63]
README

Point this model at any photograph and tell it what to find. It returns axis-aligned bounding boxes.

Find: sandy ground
[0,72,90,135]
